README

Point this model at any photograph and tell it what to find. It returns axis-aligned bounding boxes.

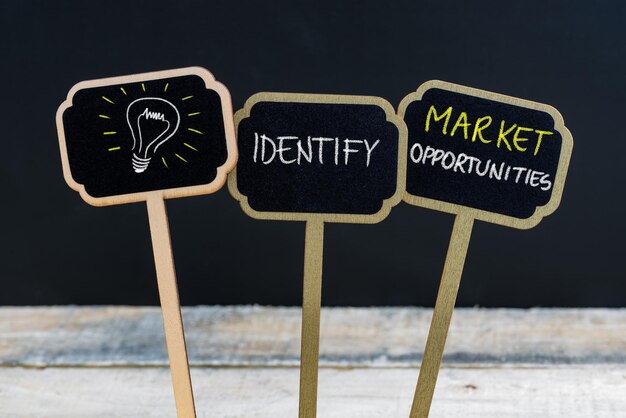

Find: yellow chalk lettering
[513,126,533,152]
[534,130,554,156]
[497,120,516,151]
[450,112,471,139]
[472,116,492,143]
[425,105,453,134]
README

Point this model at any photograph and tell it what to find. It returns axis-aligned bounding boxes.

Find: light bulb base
[132,154,151,173]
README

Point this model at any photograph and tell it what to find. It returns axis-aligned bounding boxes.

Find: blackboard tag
[55,66,238,416]
[398,80,573,228]
[228,93,407,224]
[57,67,237,206]
[227,93,408,416]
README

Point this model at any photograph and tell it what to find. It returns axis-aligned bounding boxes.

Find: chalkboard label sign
[398,81,573,228]
[228,93,407,223]
[57,67,237,205]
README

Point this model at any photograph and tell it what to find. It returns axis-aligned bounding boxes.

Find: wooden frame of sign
[56,67,237,418]
[229,92,407,418]
[398,80,573,418]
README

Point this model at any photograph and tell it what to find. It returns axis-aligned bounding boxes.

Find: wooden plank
[0,366,624,417]
[1,307,624,416]
[0,307,624,367]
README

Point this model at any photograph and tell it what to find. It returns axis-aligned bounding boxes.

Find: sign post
[409,213,473,418]
[56,67,237,418]
[299,219,324,417]
[398,81,573,418]
[229,93,407,417]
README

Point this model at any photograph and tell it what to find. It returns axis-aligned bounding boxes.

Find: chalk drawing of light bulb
[126,98,180,173]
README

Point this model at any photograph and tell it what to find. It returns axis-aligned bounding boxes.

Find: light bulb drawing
[58,69,234,203]
[126,97,180,173]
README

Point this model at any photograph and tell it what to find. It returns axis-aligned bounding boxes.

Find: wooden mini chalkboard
[58,67,235,206]
[230,93,406,223]
[399,80,571,228]
[56,67,237,418]
[229,93,407,417]
[398,80,573,418]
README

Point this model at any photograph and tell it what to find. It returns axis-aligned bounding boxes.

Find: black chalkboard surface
[229,93,407,223]
[57,67,237,205]
[398,81,573,228]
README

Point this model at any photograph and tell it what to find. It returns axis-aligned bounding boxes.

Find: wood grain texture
[0,307,624,417]
[0,307,624,367]
[0,366,624,418]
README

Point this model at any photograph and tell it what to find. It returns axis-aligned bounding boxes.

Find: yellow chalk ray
[164,83,169,92]
[182,95,193,101]
[99,114,110,119]
[184,142,198,152]
[141,83,146,92]
[162,157,169,168]
[108,146,121,151]
[187,112,200,116]
[103,131,117,135]
[102,96,114,104]
[120,87,127,96]
[188,128,203,135]
[175,153,188,163]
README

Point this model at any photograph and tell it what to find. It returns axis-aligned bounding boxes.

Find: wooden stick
[409,214,474,418]
[298,220,325,418]
[146,195,197,418]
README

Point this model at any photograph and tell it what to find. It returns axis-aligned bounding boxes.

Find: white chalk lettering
[407,143,554,191]
[260,134,276,165]
[344,139,363,165]
[277,136,298,164]
[297,136,313,164]
[410,143,424,163]
[253,132,259,163]
[254,133,381,167]
[364,139,380,167]
[310,137,335,164]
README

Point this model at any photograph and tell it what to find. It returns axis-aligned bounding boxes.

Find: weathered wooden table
[0,307,624,417]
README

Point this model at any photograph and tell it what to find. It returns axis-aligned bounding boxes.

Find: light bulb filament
[136,108,171,154]
[140,108,167,122]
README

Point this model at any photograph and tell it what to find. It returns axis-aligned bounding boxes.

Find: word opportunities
[410,145,553,191]
[57,67,236,204]
[229,93,406,222]
[399,81,572,227]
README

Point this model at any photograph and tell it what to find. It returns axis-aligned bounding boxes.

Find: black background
[1,1,624,307]
[63,75,228,197]
[236,101,399,215]
[404,88,563,219]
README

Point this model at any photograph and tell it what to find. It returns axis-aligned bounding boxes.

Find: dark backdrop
[1,1,624,307]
